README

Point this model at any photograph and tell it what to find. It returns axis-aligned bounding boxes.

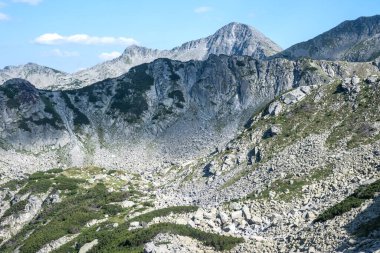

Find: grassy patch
[315,179,380,222]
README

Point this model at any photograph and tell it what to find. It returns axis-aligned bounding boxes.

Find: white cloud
[50,49,79,57]
[194,6,212,14]
[98,51,121,61]
[13,0,43,5]
[0,12,9,21]
[34,33,138,46]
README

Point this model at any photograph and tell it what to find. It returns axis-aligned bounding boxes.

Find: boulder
[231,210,243,220]
[281,87,307,104]
[249,215,262,224]
[223,223,236,233]
[268,101,283,116]
[264,125,282,138]
[366,75,378,84]
[242,205,251,220]
[129,221,140,228]
[144,242,156,253]
[218,211,229,224]
[230,202,241,211]
[79,239,99,253]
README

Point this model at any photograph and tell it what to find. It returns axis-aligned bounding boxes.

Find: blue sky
[0,0,380,73]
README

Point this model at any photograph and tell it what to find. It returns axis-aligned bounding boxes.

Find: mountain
[1,16,380,253]
[0,56,379,252]
[278,15,380,62]
[0,22,282,90]
[0,63,82,90]
[0,55,378,176]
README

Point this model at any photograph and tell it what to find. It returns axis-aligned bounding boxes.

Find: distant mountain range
[278,15,380,62]
[2,16,380,90]
[0,22,282,90]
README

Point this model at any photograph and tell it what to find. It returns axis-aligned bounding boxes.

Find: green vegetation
[0,166,243,253]
[122,223,244,251]
[314,179,380,222]
[0,179,26,191]
[1,200,28,219]
[0,85,21,108]
[129,206,198,224]
[61,93,90,127]
[238,79,380,168]
[1,182,131,253]
[54,221,243,253]
[36,95,64,129]
[355,215,380,237]
[168,90,185,108]
[109,64,153,122]
[247,166,333,202]
[18,120,31,132]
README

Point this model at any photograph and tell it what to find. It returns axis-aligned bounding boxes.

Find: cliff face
[1,55,378,175]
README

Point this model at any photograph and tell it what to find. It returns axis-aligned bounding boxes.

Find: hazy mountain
[0,22,282,90]
[0,63,82,90]
[278,15,380,62]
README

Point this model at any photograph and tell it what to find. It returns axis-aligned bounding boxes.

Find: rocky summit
[0,16,380,253]
[0,22,281,90]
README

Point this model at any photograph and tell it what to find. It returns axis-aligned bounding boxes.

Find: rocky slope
[0,73,379,253]
[278,15,380,62]
[0,22,282,90]
[2,55,378,180]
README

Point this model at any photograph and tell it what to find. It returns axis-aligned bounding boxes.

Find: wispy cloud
[98,51,121,61]
[0,12,9,21]
[13,0,43,5]
[194,6,212,14]
[49,49,79,57]
[34,33,138,46]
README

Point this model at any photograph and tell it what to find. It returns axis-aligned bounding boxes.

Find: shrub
[129,206,198,224]
[315,179,380,222]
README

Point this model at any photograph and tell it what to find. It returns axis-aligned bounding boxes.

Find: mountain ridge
[0,22,282,90]
[278,15,380,61]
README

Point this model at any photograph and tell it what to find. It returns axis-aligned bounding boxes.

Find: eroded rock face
[2,55,372,175]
